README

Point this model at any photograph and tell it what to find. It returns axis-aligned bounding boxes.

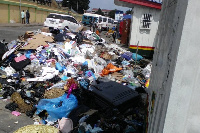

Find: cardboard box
[24,31,34,40]
[41,27,50,33]
[21,34,54,49]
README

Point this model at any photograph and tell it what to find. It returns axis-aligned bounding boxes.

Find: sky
[89,0,131,13]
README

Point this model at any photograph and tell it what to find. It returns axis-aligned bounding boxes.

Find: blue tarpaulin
[123,15,132,20]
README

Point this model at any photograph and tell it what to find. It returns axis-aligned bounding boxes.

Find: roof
[92,8,111,12]
[118,0,162,9]
[102,9,111,12]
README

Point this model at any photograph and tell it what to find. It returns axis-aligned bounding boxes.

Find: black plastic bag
[0,40,8,61]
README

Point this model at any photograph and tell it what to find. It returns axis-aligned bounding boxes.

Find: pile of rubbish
[0,27,152,133]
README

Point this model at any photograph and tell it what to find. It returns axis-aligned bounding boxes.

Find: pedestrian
[26,10,30,24]
[92,19,97,32]
[48,0,52,7]
[112,30,116,43]
[89,18,92,31]
[112,26,116,31]
[116,22,120,39]
[21,10,25,24]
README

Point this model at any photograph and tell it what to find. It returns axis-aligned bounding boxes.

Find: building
[91,8,111,16]
[115,10,124,21]
[115,0,162,58]
[116,0,200,133]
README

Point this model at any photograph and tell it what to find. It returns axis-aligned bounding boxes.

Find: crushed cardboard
[21,34,54,50]
[24,31,34,40]
[41,27,50,33]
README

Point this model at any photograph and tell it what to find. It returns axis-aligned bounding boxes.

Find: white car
[44,13,82,32]
[44,13,62,28]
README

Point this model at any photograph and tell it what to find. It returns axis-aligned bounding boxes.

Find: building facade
[116,0,200,133]
[115,0,162,58]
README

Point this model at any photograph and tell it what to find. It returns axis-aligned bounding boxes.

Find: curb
[0,23,43,27]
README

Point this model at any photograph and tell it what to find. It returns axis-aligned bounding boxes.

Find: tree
[62,0,90,14]
[108,9,116,19]
[125,9,132,14]
[95,8,105,16]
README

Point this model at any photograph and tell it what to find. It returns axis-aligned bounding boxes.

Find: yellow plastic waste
[145,79,150,88]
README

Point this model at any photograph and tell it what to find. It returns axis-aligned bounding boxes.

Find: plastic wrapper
[132,53,143,61]
[36,93,78,121]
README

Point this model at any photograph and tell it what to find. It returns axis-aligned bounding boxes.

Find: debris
[12,111,21,116]
[0,27,152,132]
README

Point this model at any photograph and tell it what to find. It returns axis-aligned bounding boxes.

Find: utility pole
[77,0,78,12]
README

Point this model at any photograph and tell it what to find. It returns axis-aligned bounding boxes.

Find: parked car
[44,13,62,28]
[44,13,82,32]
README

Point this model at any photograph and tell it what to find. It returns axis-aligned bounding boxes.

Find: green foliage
[62,0,90,14]
[95,8,105,16]
[108,9,116,19]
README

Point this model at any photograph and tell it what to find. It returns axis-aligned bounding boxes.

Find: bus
[100,16,108,31]
[107,18,113,30]
[82,13,103,26]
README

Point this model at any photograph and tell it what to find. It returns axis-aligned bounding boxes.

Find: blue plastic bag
[56,62,64,72]
[132,53,143,61]
[36,93,78,121]
[121,52,133,61]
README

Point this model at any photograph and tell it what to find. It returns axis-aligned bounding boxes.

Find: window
[108,18,112,23]
[62,16,71,21]
[99,17,102,23]
[47,14,61,19]
[83,15,87,19]
[70,17,77,23]
[88,16,92,20]
[47,14,56,18]
[54,15,62,19]
[103,18,107,22]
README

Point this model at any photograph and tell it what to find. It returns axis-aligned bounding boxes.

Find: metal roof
[118,0,162,9]
[146,0,162,4]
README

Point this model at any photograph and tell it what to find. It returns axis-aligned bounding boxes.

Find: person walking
[89,18,92,31]
[92,19,97,32]
[21,10,25,24]
[26,10,30,24]
[112,30,116,43]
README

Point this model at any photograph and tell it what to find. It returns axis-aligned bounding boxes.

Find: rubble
[0,27,152,133]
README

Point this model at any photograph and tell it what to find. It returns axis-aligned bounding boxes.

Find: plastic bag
[132,53,143,61]
[58,118,73,133]
[121,52,133,61]
[36,93,78,121]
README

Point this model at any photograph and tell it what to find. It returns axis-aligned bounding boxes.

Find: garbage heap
[0,27,152,133]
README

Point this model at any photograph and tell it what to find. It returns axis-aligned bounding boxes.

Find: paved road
[0,99,34,133]
[0,24,43,133]
[0,26,43,43]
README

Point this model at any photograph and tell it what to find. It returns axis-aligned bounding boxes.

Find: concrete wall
[0,0,68,23]
[29,7,36,23]
[0,4,8,23]
[10,5,20,23]
[148,0,200,132]
[130,5,160,48]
